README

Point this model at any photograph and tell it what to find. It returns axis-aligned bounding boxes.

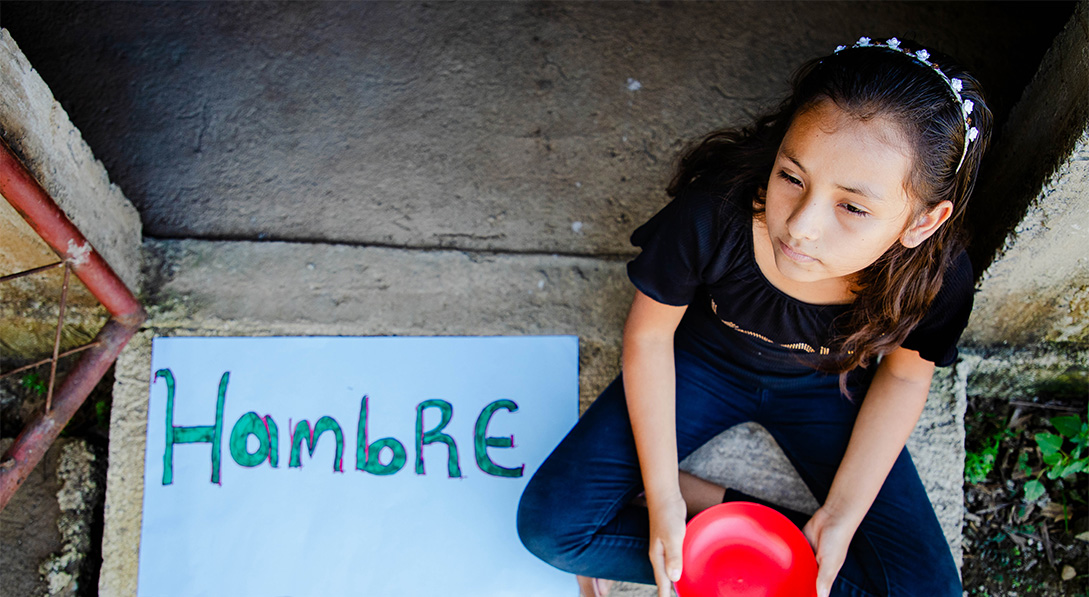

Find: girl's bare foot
[577,575,613,596]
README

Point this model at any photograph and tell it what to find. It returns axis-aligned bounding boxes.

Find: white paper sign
[139,336,579,597]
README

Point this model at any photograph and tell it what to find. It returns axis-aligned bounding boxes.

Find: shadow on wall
[0,1,1078,271]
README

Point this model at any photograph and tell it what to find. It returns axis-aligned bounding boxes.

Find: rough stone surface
[0,32,121,361]
[103,239,968,595]
[964,0,1089,347]
[0,30,142,292]
[0,437,100,597]
[1,2,1071,260]
[967,0,1089,276]
[964,131,1089,346]
[958,345,1089,401]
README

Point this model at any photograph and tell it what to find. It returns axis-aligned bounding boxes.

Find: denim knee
[516,479,575,572]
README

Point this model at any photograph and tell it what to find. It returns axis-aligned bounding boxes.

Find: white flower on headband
[834,36,979,173]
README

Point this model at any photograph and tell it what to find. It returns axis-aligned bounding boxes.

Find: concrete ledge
[103,238,966,594]
[965,129,1089,346]
[0,29,142,292]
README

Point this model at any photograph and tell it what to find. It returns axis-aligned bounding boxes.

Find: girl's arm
[802,346,937,597]
[622,289,688,597]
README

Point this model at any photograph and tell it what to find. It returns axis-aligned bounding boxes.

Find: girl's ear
[900,200,954,248]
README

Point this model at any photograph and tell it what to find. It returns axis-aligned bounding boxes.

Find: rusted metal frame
[0,139,142,322]
[45,262,72,411]
[0,260,64,282]
[0,342,101,380]
[0,138,146,511]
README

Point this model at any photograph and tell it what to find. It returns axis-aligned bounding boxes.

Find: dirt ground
[0,365,110,597]
[961,372,1088,597]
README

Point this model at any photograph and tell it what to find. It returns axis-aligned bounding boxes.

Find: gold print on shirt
[710,298,833,355]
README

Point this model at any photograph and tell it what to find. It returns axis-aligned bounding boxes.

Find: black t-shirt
[627,189,975,376]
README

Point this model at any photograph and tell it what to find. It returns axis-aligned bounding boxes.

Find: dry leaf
[1040,501,1068,521]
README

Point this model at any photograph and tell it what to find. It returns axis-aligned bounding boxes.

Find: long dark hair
[668,39,992,386]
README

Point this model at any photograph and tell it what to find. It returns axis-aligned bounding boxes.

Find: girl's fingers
[649,543,671,597]
[663,535,683,583]
[654,529,684,596]
[815,568,835,597]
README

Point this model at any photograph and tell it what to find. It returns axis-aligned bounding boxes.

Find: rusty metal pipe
[0,319,137,509]
[0,139,143,324]
[0,138,146,510]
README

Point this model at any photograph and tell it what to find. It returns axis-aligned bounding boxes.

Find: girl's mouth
[779,240,817,263]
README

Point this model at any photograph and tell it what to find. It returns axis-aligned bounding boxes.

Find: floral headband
[835,37,979,173]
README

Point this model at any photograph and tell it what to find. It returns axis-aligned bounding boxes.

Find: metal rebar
[0,261,64,283]
[0,342,102,380]
[0,318,140,510]
[1007,400,1084,413]
[45,262,71,412]
[0,138,146,512]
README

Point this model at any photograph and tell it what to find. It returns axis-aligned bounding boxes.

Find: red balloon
[674,502,818,597]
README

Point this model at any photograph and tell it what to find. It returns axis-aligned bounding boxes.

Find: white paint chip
[571,221,584,234]
[66,240,92,266]
[626,78,642,91]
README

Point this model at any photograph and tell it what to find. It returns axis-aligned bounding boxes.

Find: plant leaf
[1036,433,1064,455]
[1060,459,1087,478]
[1042,451,1064,467]
[1051,415,1083,438]
[1024,480,1046,502]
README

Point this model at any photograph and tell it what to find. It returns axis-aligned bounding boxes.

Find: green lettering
[474,399,524,478]
[229,412,275,468]
[355,396,406,475]
[415,399,461,477]
[158,369,226,485]
[289,417,344,472]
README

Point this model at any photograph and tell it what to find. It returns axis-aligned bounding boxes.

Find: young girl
[517,37,991,597]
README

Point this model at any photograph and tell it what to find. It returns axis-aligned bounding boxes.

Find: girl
[517,37,991,597]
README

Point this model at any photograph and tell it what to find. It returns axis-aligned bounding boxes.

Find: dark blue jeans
[516,347,961,596]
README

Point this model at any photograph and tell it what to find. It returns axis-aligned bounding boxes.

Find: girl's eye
[776,170,802,186]
[841,203,870,217]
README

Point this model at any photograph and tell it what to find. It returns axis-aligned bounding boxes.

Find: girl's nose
[785,196,823,241]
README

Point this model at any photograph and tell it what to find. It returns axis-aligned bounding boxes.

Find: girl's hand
[802,506,859,597]
[647,490,688,597]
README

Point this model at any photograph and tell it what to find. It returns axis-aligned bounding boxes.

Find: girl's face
[763,100,950,287]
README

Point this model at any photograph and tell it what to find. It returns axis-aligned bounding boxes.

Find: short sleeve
[626,191,734,306]
[901,250,975,366]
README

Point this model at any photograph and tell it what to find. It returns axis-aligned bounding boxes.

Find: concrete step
[102,238,966,594]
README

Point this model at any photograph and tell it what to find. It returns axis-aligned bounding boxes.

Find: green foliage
[1023,411,1088,502]
[1034,414,1088,480]
[1023,479,1045,502]
[20,371,46,397]
[95,398,110,427]
[965,426,1012,483]
[966,439,999,483]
